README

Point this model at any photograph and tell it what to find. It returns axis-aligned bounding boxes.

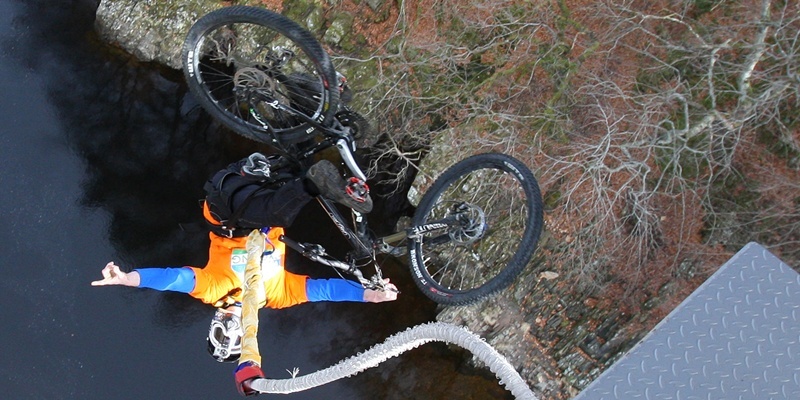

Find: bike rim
[417,165,532,293]
[189,21,329,135]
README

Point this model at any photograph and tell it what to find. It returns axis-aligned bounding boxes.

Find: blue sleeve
[305,278,366,302]
[135,267,196,293]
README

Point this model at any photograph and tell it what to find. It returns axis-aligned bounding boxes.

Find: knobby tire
[408,153,543,305]
[182,6,339,145]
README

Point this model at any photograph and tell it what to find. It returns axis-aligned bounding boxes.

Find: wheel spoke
[182,6,338,144]
[421,168,530,291]
[410,154,543,305]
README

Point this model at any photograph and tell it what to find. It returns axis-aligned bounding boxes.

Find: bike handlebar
[279,234,369,283]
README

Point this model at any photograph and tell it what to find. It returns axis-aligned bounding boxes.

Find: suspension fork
[376,213,465,255]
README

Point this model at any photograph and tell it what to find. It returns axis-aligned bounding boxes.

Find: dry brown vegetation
[317,0,799,310]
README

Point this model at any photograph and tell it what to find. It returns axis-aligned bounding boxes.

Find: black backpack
[203,154,294,237]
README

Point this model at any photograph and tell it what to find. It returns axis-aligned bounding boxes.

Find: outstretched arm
[91,262,141,287]
[91,261,196,293]
[306,278,398,303]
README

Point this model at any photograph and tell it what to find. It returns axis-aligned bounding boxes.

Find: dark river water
[0,1,511,399]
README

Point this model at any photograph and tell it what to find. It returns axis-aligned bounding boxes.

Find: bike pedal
[345,177,369,202]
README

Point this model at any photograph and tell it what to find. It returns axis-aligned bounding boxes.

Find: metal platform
[574,242,800,400]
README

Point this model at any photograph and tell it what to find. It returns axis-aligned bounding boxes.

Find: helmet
[207,306,243,362]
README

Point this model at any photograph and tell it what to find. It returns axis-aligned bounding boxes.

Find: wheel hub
[449,202,487,245]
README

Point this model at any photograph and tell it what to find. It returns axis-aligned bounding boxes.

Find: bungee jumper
[91,153,398,395]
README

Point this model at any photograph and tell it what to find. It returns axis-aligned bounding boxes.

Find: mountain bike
[181,5,543,305]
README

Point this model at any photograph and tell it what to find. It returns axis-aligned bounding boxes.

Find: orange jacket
[188,227,310,309]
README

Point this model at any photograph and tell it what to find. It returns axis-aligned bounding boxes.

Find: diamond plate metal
[574,242,800,400]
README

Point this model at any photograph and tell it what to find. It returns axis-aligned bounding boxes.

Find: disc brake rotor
[449,203,487,245]
[233,67,290,117]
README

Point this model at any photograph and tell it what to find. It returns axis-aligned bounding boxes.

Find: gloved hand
[234,361,264,396]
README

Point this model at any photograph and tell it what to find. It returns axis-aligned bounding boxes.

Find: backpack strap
[219,180,276,234]
[204,170,245,237]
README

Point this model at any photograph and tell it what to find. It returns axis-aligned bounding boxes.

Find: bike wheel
[408,153,543,305]
[182,6,339,145]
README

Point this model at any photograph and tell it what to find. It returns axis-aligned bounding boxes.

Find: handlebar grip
[278,234,306,253]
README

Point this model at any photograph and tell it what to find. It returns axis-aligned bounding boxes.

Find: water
[0,1,510,398]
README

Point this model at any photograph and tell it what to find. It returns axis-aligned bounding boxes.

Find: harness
[211,229,279,309]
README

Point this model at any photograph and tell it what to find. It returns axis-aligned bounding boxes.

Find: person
[92,153,396,396]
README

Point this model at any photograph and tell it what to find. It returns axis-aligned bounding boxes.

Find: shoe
[307,160,373,214]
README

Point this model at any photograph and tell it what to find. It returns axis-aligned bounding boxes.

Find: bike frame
[249,74,475,291]
[280,193,468,290]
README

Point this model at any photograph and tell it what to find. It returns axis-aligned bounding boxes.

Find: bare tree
[539,0,800,293]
